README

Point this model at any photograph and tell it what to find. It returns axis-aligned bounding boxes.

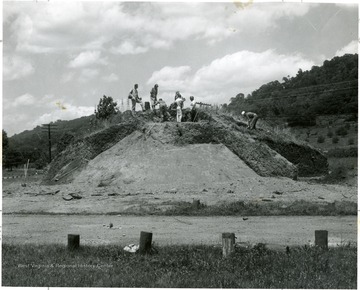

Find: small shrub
[345,114,357,122]
[327,147,357,157]
[332,136,339,144]
[317,135,325,143]
[327,130,333,138]
[348,138,355,145]
[323,165,348,182]
[335,126,348,136]
[34,158,47,169]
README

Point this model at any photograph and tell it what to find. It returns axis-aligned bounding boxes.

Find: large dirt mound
[43,111,328,186]
[73,131,258,187]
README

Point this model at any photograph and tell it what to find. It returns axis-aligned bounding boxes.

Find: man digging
[242,111,259,130]
[150,84,158,111]
[155,98,172,122]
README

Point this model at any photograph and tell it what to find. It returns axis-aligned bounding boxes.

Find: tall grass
[161,199,357,216]
[2,243,356,288]
[320,156,358,184]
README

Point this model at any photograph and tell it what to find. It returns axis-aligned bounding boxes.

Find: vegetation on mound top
[2,243,356,288]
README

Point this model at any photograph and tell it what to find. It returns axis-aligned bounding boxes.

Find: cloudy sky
[3,1,358,136]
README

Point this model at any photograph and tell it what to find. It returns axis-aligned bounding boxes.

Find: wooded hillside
[225,54,358,126]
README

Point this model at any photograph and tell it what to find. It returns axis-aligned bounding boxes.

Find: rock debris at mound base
[43,111,328,187]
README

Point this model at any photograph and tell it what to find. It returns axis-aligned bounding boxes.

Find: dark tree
[2,130,9,152]
[95,95,119,120]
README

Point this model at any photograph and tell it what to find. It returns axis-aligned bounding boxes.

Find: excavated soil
[43,111,329,188]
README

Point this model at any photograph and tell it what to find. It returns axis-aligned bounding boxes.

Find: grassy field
[2,243,356,288]
[160,199,357,216]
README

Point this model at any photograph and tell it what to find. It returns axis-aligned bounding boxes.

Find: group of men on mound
[128,83,259,129]
[128,83,198,123]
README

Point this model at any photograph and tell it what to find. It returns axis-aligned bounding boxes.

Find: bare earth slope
[43,112,328,188]
[73,131,258,187]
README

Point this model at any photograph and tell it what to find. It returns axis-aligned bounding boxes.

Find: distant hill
[225,53,358,127]
[4,115,99,169]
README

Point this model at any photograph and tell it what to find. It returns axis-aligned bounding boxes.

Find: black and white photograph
[2,0,358,288]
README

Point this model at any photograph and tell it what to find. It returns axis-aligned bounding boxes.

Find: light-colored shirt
[176,98,184,109]
[156,100,167,108]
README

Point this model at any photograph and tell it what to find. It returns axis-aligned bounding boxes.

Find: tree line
[224,53,358,126]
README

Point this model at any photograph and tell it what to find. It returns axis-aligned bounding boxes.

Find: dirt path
[2,215,357,249]
[3,175,357,215]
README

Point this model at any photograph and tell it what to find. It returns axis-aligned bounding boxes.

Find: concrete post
[193,199,200,210]
[68,234,80,250]
[222,233,236,257]
[315,230,328,249]
[139,231,153,254]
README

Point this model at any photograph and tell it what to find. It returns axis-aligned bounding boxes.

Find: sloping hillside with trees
[4,95,120,170]
[225,54,358,127]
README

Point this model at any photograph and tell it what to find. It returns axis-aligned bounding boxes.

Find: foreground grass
[161,199,357,216]
[2,243,356,288]
[7,199,357,216]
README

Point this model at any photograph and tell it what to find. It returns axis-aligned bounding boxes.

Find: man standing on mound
[175,92,185,123]
[128,84,145,113]
[190,96,198,122]
[242,111,259,130]
[150,84,158,110]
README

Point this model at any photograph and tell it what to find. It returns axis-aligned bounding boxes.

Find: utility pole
[41,123,58,163]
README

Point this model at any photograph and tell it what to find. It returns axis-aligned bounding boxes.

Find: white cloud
[3,55,34,81]
[193,50,314,89]
[102,73,119,82]
[33,104,94,128]
[110,41,148,55]
[3,93,34,110]
[228,3,314,34]
[4,2,314,56]
[61,71,76,83]
[79,68,99,82]
[12,93,36,107]
[335,40,358,57]
[147,66,192,90]
[6,2,92,53]
[147,50,314,104]
[68,51,107,68]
